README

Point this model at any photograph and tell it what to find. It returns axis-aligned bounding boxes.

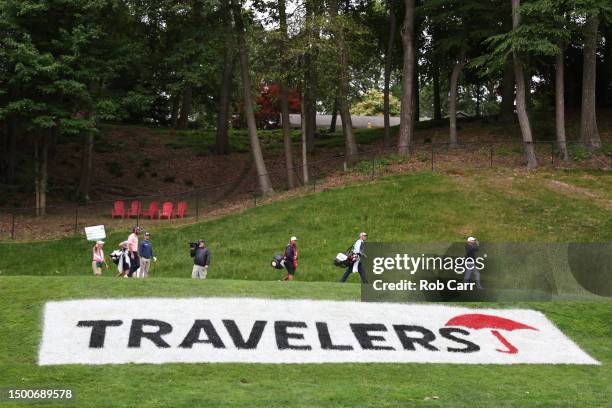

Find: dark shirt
[465,243,479,260]
[139,240,154,259]
[191,247,211,266]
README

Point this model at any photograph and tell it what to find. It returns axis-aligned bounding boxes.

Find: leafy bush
[568,145,589,162]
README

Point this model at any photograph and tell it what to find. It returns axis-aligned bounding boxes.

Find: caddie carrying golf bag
[271,254,285,269]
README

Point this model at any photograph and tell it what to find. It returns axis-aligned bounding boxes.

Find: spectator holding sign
[91,241,108,277]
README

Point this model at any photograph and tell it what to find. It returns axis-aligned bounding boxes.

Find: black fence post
[490,144,494,168]
[74,205,79,235]
[551,141,554,165]
[11,212,16,240]
[253,192,257,207]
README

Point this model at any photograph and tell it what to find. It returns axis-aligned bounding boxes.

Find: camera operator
[190,239,211,279]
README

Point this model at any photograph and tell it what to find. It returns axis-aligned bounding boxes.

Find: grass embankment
[0,277,610,407]
[0,169,610,280]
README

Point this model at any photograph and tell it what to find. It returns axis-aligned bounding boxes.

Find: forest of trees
[0,0,611,213]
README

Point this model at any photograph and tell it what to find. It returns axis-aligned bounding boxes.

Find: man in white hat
[339,232,368,283]
[463,236,482,289]
[283,236,298,281]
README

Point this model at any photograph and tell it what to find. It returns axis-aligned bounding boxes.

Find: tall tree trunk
[304,0,318,153]
[34,137,40,216]
[580,14,600,151]
[177,85,192,130]
[77,131,95,201]
[600,24,612,108]
[329,0,358,163]
[433,64,442,121]
[398,0,415,155]
[216,0,234,155]
[278,0,296,189]
[500,58,515,122]
[40,134,48,216]
[555,46,569,161]
[231,0,274,196]
[512,0,537,168]
[34,132,49,216]
[300,96,309,184]
[475,83,481,117]
[170,95,180,128]
[449,49,466,148]
[383,0,397,147]
[6,117,18,184]
[329,97,338,133]
[414,65,420,123]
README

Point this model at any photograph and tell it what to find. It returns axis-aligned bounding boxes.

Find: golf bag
[334,246,356,267]
[110,249,122,265]
[271,254,285,270]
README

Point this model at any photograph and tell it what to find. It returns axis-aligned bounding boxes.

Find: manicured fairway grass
[0,169,610,280]
[0,276,610,407]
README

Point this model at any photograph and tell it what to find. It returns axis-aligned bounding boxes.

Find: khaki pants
[192,265,208,279]
[140,258,151,278]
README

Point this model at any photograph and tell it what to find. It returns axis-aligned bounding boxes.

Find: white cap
[467,236,477,242]
[360,232,368,237]
[96,241,105,245]
[290,236,298,241]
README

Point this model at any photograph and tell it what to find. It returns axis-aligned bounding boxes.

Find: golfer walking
[138,232,156,278]
[283,236,298,281]
[191,239,211,279]
[463,236,482,289]
[339,232,368,284]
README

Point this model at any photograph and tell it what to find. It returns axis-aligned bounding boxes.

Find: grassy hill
[0,169,610,280]
[0,276,610,407]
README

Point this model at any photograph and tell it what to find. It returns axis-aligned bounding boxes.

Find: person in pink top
[92,241,109,277]
[127,226,141,278]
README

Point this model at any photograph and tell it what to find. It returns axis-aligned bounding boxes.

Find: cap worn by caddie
[467,236,477,242]
[144,232,150,236]
[96,240,105,245]
[360,232,368,236]
[290,236,298,241]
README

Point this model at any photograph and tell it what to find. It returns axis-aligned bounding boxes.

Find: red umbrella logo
[446,313,538,354]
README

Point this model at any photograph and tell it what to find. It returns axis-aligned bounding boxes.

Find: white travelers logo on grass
[38,298,599,365]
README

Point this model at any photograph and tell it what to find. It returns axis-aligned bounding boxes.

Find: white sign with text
[38,298,599,365]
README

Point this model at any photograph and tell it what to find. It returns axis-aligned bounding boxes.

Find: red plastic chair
[175,201,187,218]
[158,201,174,219]
[141,201,159,220]
[111,200,125,219]
[127,200,141,218]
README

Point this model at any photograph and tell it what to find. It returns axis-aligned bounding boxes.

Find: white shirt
[352,239,363,255]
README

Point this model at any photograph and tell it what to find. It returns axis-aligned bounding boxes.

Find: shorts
[285,263,296,275]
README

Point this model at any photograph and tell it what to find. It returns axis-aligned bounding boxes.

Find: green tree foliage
[351,89,401,116]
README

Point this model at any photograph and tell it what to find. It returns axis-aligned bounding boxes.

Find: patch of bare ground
[544,180,612,210]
